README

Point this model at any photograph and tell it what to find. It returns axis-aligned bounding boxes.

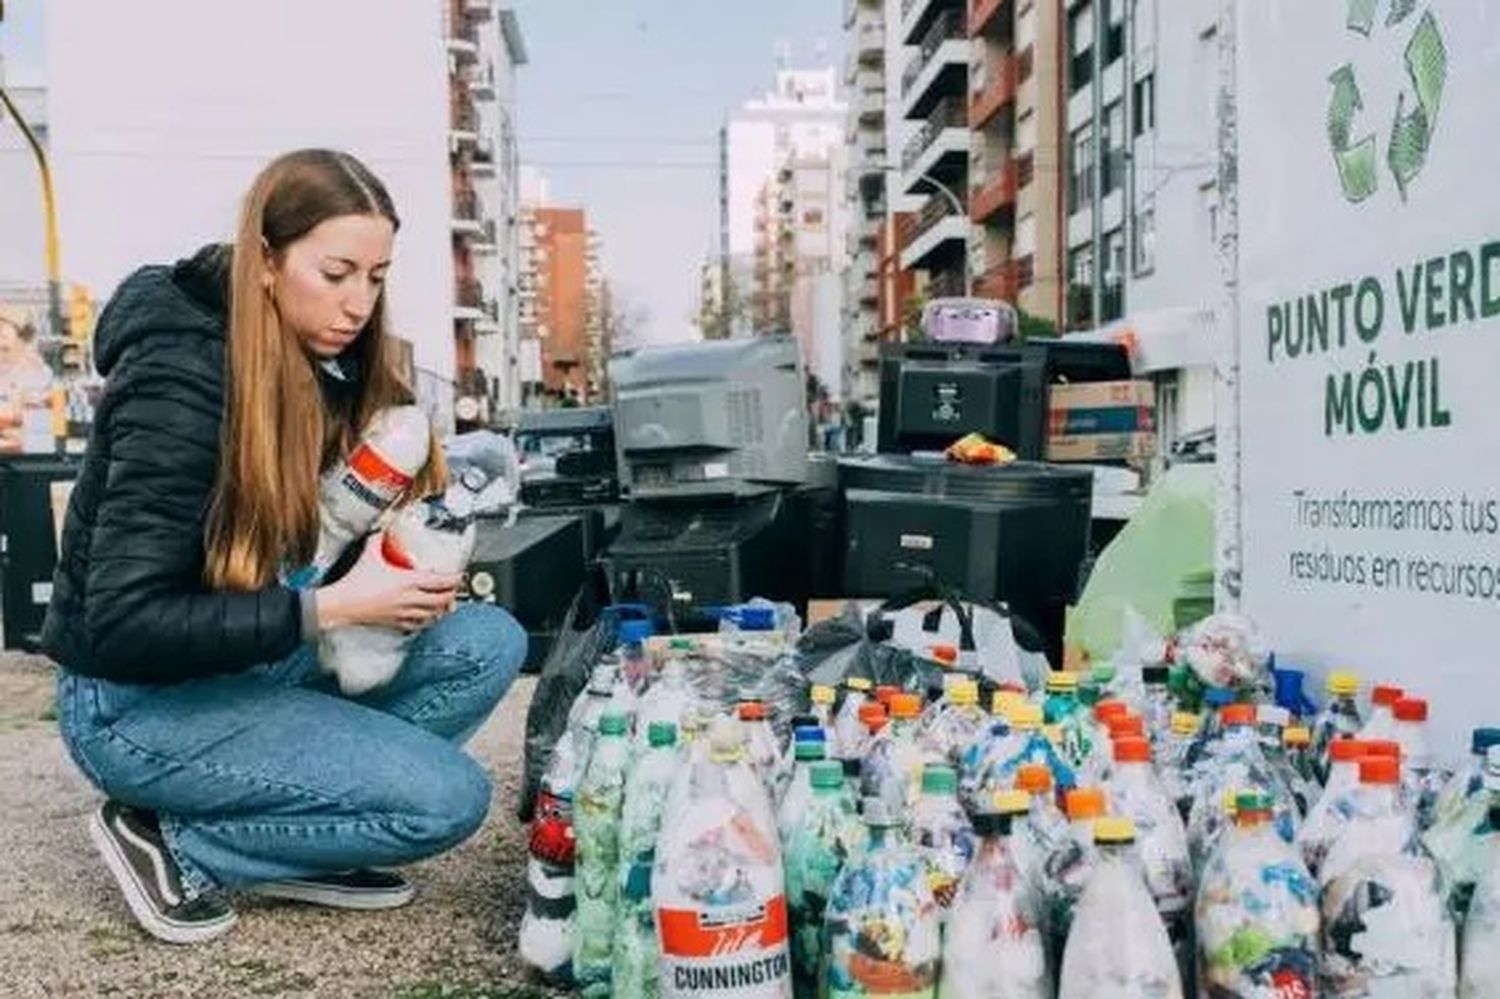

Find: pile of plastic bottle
[518,608,1500,998]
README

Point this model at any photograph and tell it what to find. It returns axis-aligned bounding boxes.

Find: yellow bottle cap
[1327,671,1360,696]
[846,677,873,692]
[1046,671,1079,692]
[1284,726,1312,747]
[992,691,1025,717]
[1010,704,1044,729]
[949,681,979,707]
[810,684,836,705]
[1170,712,1202,736]
[992,789,1032,815]
[1093,816,1136,844]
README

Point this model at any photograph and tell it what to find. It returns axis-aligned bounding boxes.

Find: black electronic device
[515,406,619,509]
[464,513,594,671]
[0,455,82,651]
[875,339,1131,457]
[837,454,1094,664]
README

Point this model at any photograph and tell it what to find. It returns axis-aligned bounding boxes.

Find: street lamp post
[879,164,970,297]
[0,85,65,339]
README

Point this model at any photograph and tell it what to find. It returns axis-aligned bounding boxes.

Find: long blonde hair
[204,149,447,591]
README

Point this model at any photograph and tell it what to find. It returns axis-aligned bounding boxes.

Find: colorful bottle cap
[737,701,768,722]
[1065,787,1106,821]
[1360,757,1400,785]
[618,619,653,644]
[810,760,845,791]
[1393,697,1429,723]
[647,721,677,747]
[921,764,958,795]
[889,693,922,719]
[1170,712,1202,735]
[1046,671,1080,692]
[1010,704,1043,729]
[1234,789,1275,818]
[992,789,1032,815]
[1257,705,1290,728]
[1284,726,1312,747]
[1094,700,1130,723]
[793,725,827,743]
[810,684,836,705]
[1363,740,1401,760]
[793,741,826,761]
[931,644,959,666]
[1328,738,1368,763]
[1221,704,1256,727]
[846,676,873,692]
[1091,664,1117,684]
[948,681,980,707]
[789,716,821,732]
[1015,763,1054,794]
[706,716,745,763]
[1107,715,1146,741]
[875,685,900,706]
[599,713,629,737]
[1113,737,1151,764]
[992,690,1025,717]
[1142,665,1169,684]
[668,637,695,650]
[1327,671,1360,696]
[857,703,888,733]
[1473,728,1500,756]
[1371,684,1404,708]
[1092,816,1135,844]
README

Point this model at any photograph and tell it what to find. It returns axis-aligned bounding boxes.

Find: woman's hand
[315,533,460,633]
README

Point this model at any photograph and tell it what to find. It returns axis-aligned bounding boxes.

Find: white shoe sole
[249,878,416,911]
[88,809,237,945]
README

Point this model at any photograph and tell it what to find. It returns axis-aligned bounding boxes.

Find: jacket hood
[93,244,229,377]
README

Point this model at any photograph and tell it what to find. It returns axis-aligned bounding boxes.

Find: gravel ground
[0,652,566,998]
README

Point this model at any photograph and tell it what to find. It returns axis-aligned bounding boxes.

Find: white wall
[45,0,455,381]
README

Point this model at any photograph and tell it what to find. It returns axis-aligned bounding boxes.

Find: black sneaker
[88,801,237,945]
[250,869,416,910]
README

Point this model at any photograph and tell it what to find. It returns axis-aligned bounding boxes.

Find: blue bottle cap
[1473,728,1500,756]
[618,619,654,645]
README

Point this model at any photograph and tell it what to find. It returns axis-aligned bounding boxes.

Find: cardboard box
[1046,380,1156,463]
[1047,380,1156,409]
[1046,431,1157,462]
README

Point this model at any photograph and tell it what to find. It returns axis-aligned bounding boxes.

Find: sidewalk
[0,653,563,998]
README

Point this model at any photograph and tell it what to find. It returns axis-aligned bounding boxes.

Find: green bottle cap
[647,721,677,747]
[921,764,957,795]
[599,714,629,737]
[810,760,845,791]
[794,740,826,761]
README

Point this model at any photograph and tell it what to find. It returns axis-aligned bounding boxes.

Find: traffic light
[67,283,93,340]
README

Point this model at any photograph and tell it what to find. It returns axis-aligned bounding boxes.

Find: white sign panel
[1238,1,1500,757]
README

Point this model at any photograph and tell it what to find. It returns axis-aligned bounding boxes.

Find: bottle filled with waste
[1311,670,1364,784]
[1391,696,1446,830]
[739,700,790,802]
[1187,704,1299,870]
[1318,755,1456,997]
[1456,747,1500,998]
[940,790,1052,999]
[810,683,837,733]
[573,712,632,998]
[1299,738,1377,879]
[1159,712,1204,824]
[1011,763,1068,913]
[635,652,696,752]
[861,692,929,819]
[519,725,583,982]
[963,703,1074,813]
[833,677,876,765]
[910,763,976,917]
[1195,788,1319,998]
[1044,787,1107,984]
[1425,727,1500,921]
[613,721,684,999]
[776,727,829,841]
[1058,816,1185,999]
[1360,683,1404,742]
[919,679,987,767]
[783,760,867,999]
[654,716,791,999]
[1043,671,1083,725]
[824,796,941,999]
[1141,665,1175,747]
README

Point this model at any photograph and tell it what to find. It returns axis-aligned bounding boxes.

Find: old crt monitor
[608,335,808,500]
[875,340,1132,458]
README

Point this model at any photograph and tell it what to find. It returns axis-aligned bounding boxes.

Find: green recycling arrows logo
[1327,0,1447,203]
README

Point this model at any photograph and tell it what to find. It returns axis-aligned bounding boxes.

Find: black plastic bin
[0,454,83,651]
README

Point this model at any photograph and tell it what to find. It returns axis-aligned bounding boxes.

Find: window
[1133,205,1155,276]
[1133,73,1156,137]
[1016,213,1037,257]
[1069,124,1094,214]
[1068,4,1094,93]
[1103,227,1126,321]
[1102,100,1124,195]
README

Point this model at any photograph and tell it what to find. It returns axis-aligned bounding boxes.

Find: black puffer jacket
[42,245,321,683]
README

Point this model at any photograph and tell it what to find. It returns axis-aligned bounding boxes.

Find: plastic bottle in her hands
[653,715,790,999]
[1456,748,1500,998]
[1424,729,1500,921]
[612,721,683,999]
[1318,755,1455,997]
[1195,789,1319,998]
[299,404,432,587]
[823,795,941,999]
[573,712,632,998]
[318,469,483,695]
[1058,816,1184,999]
[1311,671,1364,784]
[940,791,1052,999]
[910,764,976,918]
[784,760,866,999]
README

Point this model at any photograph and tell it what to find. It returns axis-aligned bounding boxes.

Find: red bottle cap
[1328,739,1368,763]
[1113,737,1152,764]
[1107,716,1146,740]
[1372,684,1405,707]
[1221,704,1256,727]
[1093,700,1129,723]
[1359,757,1400,785]
[1393,697,1429,723]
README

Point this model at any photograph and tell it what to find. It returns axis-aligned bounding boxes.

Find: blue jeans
[56,603,526,897]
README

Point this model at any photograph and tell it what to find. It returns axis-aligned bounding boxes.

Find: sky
[0,0,845,344]
[508,0,844,343]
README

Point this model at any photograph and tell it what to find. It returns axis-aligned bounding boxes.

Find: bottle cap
[1142,665,1169,684]
[1360,757,1400,785]
[668,637,695,650]
[1363,740,1401,760]
[1093,816,1135,844]
[1327,670,1360,696]
[1393,697,1428,723]
[1221,704,1256,727]
[1484,746,1500,792]
[875,685,900,706]
[1010,704,1043,729]
[810,684,836,705]
[1257,705,1290,728]
[971,809,1016,838]
[1204,687,1237,709]
[618,619,654,645]
[1093,700,1130,724]
[846,676,873,692]
[889,693,922,719]
[1372,684,1404,708]
[793,725,827,743]
[1328,738,1367,763]
[793,740,827,762]
[790,715,821,731]
[948,681,980,707]
[810,760,845,790]
[1046,671,1079,692]
[1234,788,1275,818]
[1474,728,1500,756]
[1170,712,1202,735]
[599,713,629,737]
[1015,763,1054,794]
[737,701,768,722]
[1065,787,1106,821]
[992,690,1025,717]
[647,721,677,747]
[1090,664,1117,684]
[1107,715,1145,741]
[1283,726,1312,747]
[992,789,1032,815]
[1113,737,1151,763]
[706,716,745,763]
[857,702,888,733]
[921,764,958,795]
[931,644,959,666]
